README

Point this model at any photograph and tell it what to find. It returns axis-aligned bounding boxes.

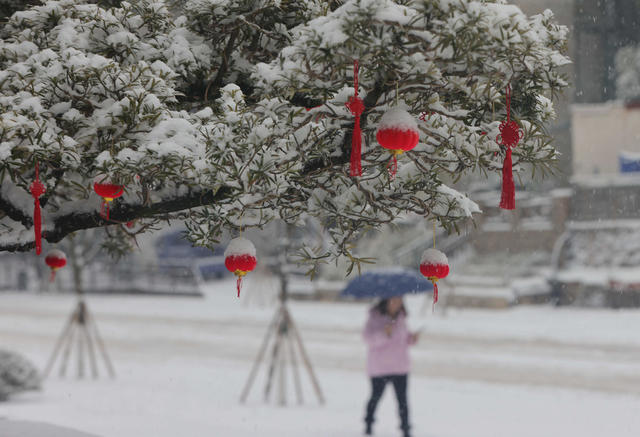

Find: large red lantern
[93,176,124,221]
[419,248,449,309]
[224,237,257,298]
[376,107,420,178]
[45,249,67,282]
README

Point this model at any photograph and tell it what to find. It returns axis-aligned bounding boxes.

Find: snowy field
[1,279,640,437]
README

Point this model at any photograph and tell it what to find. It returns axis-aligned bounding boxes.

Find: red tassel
[346,60,365,177]
[50,269,56,282]
[432,280,438,313]
[236,276,243,298]
[500,147,515,210]
[29,162,45,255]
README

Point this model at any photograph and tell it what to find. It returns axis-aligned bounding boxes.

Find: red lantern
[376,107,419,178]
[29,162,45,255]
[419,248,449,309]
[93,176,124,221]
[224,237,257,298]
[45,249,67,282]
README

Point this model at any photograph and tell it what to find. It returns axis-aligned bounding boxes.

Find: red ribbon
[29,162,45,255]
[346,60,365,177]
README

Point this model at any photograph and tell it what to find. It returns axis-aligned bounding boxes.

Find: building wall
[571,102,640,175]
[470,191,571,254]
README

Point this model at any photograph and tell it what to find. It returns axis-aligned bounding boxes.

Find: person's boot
[401,425,411,437]
[364,422,372,435]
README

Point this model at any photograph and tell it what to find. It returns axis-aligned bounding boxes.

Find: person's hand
[384,324,393,337]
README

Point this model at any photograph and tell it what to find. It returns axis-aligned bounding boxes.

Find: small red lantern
[93,176,124,221]
[419,248,449,309]
[45,249,67,282]
[224,237,257,298]
[376,107,420,178]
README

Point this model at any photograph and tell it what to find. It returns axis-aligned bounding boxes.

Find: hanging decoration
[224,237,257,298]
[376,107,419,178]
[45,249,67,282]
[29,162,45,255]
[93,176,124,221]
[419,248,449,310]
[345,60,365,177]
[497,84,523,210]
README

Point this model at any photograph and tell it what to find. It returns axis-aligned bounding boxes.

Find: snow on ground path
[0,283,639,436]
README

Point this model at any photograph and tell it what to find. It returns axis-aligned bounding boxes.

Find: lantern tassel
[386,153,399,179]
[346,60,365,177]
[500,146,515,210]
[236,276,243,298]
[50,268,56,283]
[100,199,112,221]
[431,279,439,313]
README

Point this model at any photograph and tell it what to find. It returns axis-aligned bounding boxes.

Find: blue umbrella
[341,268,433,299]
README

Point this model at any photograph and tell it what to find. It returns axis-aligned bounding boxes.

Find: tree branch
[1,186,233,252]
[0,191,33,228]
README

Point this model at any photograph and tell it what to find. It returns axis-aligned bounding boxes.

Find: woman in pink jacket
[362,296,418,437]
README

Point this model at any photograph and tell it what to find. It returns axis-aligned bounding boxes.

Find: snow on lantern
[376,107,420,178]
[224,237,257,298]
[45,249,67,282]
[419,248,449,309]
[93,176,124,221]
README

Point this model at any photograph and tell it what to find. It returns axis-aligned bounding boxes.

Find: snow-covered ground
[1,280,639,437]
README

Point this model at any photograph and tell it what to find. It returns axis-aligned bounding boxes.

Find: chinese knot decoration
[45,249,67,282]
[419,248,449,310]
[498,84,523,210]
[224,237,257,298]
[376,107,419,178]
[346,60,365,177]
[93,176,124,221]
[29,162,45,255]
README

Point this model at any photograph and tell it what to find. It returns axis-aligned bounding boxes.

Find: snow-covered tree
[0,0,568,273]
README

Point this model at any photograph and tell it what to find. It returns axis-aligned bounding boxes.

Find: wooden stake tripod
[239,301,324,405]
[43,299,115,379]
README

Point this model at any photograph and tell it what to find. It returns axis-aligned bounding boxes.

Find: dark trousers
[364,374,410,432]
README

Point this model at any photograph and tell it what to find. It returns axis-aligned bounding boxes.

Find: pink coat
[362,308,415,377]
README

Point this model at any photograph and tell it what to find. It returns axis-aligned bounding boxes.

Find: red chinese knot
[497,84,523,210]
[29,162,45,255]
[346,60,365,177]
